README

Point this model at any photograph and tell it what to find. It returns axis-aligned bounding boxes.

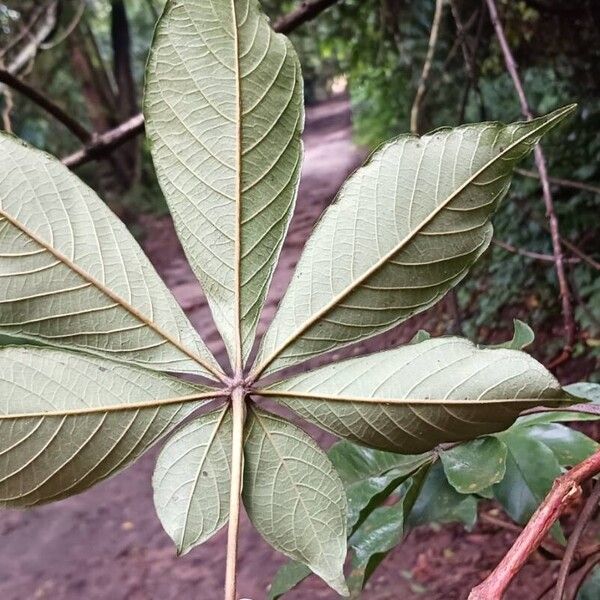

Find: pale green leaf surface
[262,338,567,453]
[243,408,348,596]
[0,134,218,378]
[440,436,507,494]
[255,106,575,376]
[565,382,600,403]
[0,347,214,507]
[153,407,232,555]
[145,0,304,364]
[489,319,535,350]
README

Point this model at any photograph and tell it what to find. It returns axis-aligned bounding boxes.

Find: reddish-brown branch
[554,481,600,600]
[0,69,91,142]
[468,449,600,600]
[484,0,576,360]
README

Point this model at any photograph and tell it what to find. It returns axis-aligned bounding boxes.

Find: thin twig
[272,0,342,34]
[480,513,566,560]
[468,448,600,600]
[62,113,144,167]
[484,0,576,360]
[0,69,91,142]
[40,0,85,50]
[493,239,580,264]
[554,481,600,600]
[516,168,600,196]
[224,389,246,600]
[411,0,445,134]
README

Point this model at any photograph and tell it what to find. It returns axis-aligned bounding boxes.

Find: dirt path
[0,97,560,600]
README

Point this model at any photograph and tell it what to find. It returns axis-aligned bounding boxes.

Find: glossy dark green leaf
[408,462,478,529]
[440,436,508,494]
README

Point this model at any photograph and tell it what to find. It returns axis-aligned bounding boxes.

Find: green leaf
[348,474,424,594]
[408,461,478,529]
[493,432,562,527]
[328,441,433,487]
[153,407,232,555]
[242,407,348,596]
[261,337,567,453]
[410,330,432,344]
[489,319,535,350]
[0,346,214,507]
[524,423,598,467]
[268,561,312,600]
[565,382,600,403]
[440,436,508,494]
[145,0,304,365]
[0,134,219,379]
[328,442,433,529]
[254,106,576,376]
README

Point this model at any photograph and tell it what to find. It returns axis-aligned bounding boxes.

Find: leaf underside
[263,337,568,453]
[254,105,575,377]
[242,407,348,596]
[0,135,218,379]
[0,346,213,508]
[145,0,304,365]
[153,407,233,554]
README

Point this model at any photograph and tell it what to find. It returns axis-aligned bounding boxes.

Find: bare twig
[469,449,600,600]
[273,0,342,34]
[0,69,91,142]
[516,168,600,196]
[480,512,566,559]
[411,0,445,134]
[62,113,144,168]
[554,481,600,600]
[484,0,576,360]
[59,0,339,168]
[493,239,580,264]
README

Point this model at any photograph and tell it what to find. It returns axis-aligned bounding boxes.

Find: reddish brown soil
[0,97,592,600]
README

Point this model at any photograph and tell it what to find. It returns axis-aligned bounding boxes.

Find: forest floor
[0,96,586,600]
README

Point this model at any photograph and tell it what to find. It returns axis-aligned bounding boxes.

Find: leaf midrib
[0,205,224,381]
[0,391,220,420]
[231,0,243,371]
[257,389,563,406]
[252,107,572,378]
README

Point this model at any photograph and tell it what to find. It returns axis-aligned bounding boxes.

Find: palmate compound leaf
[258,338,569,454]
[242,407,349,596]
[0,346,216,508]
[153,407,232,555]
[252,105,576,378]
[0,134,221,380]
[145,0,304,367]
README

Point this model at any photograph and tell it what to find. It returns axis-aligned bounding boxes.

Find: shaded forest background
[0,0,598,379]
